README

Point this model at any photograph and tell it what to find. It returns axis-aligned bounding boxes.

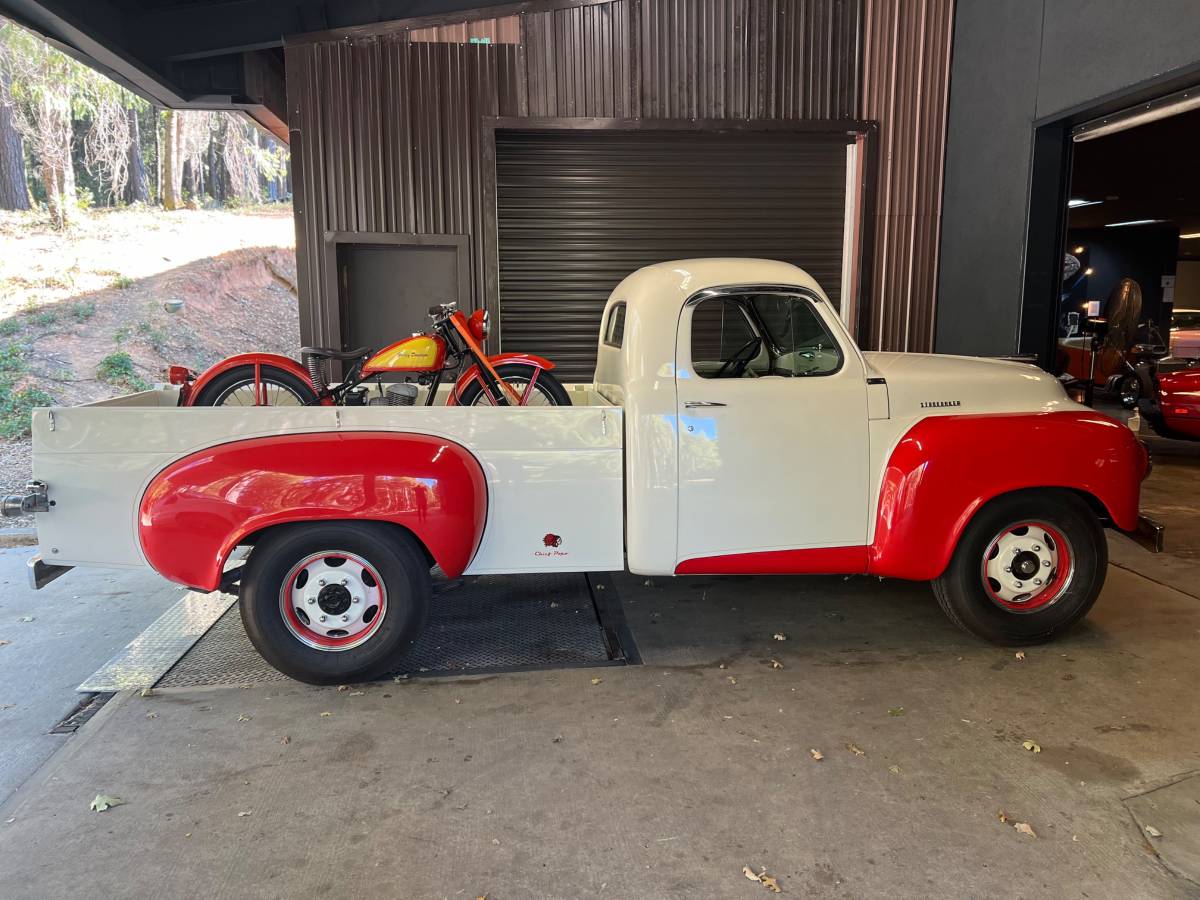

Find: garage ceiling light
[1105,219,1166,228]
[1068,198,1102,208]
[1181,233,1200,240]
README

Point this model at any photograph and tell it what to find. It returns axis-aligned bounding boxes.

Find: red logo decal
[543,533,562,548]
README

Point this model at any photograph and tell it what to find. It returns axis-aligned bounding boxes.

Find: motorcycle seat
[301,346,371,361]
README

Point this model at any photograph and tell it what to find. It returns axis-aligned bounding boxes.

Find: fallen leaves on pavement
[888,765,901,775]
[1022,740,1041,753]
[772,633,787,641]
[742,866,782,892]
[727,676,738,685]
[590,677,603,685]
[90,795,124,812]
[1145,825,1163,838]
[1013,822,1037,838]
[0,639,10,647]
[1015,651,1026,660]
[846,742,865,757]
[888,707,905,717]
[809,749,824,760]
[319,711,332,717]
[769,659,784,670]
[17,616,33,623]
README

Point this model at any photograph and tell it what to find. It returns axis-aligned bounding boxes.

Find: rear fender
[447,353,556,406]
[183,353,319,407]
[868,411,1146,580]
[138,432,488,591]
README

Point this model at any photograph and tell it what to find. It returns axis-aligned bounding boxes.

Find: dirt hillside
[0,204,300,522]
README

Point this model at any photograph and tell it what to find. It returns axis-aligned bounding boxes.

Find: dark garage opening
[494,128,856,381]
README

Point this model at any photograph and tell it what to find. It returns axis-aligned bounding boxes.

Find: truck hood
[862,351,1081,418]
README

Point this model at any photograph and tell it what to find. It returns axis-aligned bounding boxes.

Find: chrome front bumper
[1121,514,1164,554]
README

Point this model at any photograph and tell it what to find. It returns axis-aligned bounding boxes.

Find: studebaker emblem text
[920,400,962,408]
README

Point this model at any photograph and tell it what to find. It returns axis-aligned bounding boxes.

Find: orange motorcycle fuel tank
[360,334,446,375]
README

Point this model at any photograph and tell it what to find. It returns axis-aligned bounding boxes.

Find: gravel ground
[0,438,33,529]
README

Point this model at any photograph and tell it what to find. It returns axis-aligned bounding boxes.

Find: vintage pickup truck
[4,259,1161,683]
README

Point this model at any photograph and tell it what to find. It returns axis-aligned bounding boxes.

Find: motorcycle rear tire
[191,364,319,407]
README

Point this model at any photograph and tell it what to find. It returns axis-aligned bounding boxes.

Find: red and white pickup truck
[4,259,1162,683]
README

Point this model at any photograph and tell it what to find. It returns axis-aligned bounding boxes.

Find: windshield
[1172,310,1200,331]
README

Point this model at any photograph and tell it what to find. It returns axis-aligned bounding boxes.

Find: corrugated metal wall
[287,0,953,354]
[860,0,955,352]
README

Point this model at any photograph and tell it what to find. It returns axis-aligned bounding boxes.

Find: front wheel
[1117,373,1141,409]
[239,522,431,684]
[931,490,1107,644]
[457,362,572,406]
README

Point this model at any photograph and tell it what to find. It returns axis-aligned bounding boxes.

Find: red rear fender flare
[868,411,1146,580]
[139,432,488,591]
[183,353,316,406]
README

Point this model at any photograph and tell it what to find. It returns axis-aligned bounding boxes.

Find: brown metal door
[495,129,850,381]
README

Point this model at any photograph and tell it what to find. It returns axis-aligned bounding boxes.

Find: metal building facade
[286,0,954,357]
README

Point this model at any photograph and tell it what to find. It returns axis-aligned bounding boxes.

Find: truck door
[674,289,870,569]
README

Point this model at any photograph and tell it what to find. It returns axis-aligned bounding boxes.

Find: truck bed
[29,386,624,578]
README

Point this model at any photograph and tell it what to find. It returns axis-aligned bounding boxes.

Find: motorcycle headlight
[468,309,489,343]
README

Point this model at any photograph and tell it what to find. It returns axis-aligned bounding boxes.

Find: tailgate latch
[2,480,51,517]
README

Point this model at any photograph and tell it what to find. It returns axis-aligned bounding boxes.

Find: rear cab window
[604,302,627,347]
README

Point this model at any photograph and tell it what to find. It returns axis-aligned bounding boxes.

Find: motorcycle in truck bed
[5,259,1164,684]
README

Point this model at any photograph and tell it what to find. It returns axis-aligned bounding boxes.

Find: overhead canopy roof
[0,0,516,141]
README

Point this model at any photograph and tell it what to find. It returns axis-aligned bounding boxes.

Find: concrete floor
[0,548,183,803]
[1140,431,1200,561]
[1,560,1198,898]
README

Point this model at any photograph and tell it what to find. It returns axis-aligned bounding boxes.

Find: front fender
[138,432,488,590]
[183,353,317,407]
[447,353,556,406]
[868,411,1146,580]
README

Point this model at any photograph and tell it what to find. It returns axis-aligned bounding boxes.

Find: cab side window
[604,303,627,347]
[690,293,842,379]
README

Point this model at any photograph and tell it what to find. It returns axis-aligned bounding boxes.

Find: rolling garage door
[495,129,850,381]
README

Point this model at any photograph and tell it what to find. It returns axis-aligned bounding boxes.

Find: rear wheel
[192,364,318,407]
[932,490,1106,644]
[240,522,431,684]
[457,362,572,406]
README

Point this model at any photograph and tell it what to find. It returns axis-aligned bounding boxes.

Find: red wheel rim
[279,550,387,651]
[980,521,1073,613]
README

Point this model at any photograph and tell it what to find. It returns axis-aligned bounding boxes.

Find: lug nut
[306,597,315,605]
[318,615,327,623]
[1032,544,1041,552]
[341,615,349,623]
[1014,581,1023,588]
[1043,559,1051,567]
[352,596,361,604]
[318,578,326,586]
[1004,566,1011,573]
[341,578,348,586]
[1034,578,1042,586]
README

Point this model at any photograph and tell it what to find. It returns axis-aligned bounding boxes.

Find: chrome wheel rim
[214,380,306,407]
[470,376,557,407]
[980,521,1074,613]
[279,550,387,651]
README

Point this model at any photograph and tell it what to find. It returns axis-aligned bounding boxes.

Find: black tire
[192,364,318,407]
[456,362,572,407]
[931,489,1107,645]
[240,522,431,684]
[1117,373,1140,409]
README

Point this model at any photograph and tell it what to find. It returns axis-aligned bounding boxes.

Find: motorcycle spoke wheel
[213,380,307,407]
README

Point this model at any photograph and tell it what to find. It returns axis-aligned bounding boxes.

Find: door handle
[683,400,728,408]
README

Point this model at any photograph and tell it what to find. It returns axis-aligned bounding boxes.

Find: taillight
[468,309,490,343]
[166,365,194,386]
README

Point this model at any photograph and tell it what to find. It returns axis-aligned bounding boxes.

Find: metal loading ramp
[155,572,637,688]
